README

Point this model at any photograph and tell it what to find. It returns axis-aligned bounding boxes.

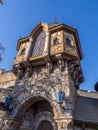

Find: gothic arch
[18,98,56,130]
[30,22,48,37]
[3,95,55,130]
[7,84,53,121]
[29,22,48,57]
[18,96,55,130]
[19,96,53,114]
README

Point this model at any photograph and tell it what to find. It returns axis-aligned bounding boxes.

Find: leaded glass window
[32,31,46,56]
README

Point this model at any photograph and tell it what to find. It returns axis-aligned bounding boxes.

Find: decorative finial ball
[94,82,98,92]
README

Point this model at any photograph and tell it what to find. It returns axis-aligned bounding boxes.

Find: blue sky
[0,0,98,91]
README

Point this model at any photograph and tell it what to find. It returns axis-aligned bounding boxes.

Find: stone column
[43,32,51,62]
[43,32,50,55]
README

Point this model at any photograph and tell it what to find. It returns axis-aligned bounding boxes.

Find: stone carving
[14,65,24,80]
[46,62,52,73]
[68,60,84,88]
[25,66,32,77]
[57,60,65,70]
[55,54,65,70]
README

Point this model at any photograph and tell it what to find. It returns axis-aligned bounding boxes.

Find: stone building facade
[0,22,98,130]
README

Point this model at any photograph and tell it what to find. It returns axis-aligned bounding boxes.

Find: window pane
[53,37,59,45]
[32,31,46,56]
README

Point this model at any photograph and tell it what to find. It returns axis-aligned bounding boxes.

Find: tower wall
[2,22,84,130]
[3,61,77,130]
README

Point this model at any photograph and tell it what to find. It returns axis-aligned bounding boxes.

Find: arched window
[32,31,46,56]
[53,37,59,45]
[20,48,26,55]
[65,37,73,46]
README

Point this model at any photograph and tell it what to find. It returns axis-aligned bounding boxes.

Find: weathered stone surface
[3,63,75,129]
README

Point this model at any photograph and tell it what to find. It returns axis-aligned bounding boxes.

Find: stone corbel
[69,67,79,88]
[59,60,65,70]
[78,74,84,84]
[25,66,32,77]
[75,76,79,88]
[68,63,74,74]
[46,62,52,73]
[72,70,76,80]
[55,54,64,70]
[70,59,79,66]
[14,64,24,80]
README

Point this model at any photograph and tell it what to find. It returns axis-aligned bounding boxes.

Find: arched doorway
[37,121,53,130]
[19,97,57,130]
